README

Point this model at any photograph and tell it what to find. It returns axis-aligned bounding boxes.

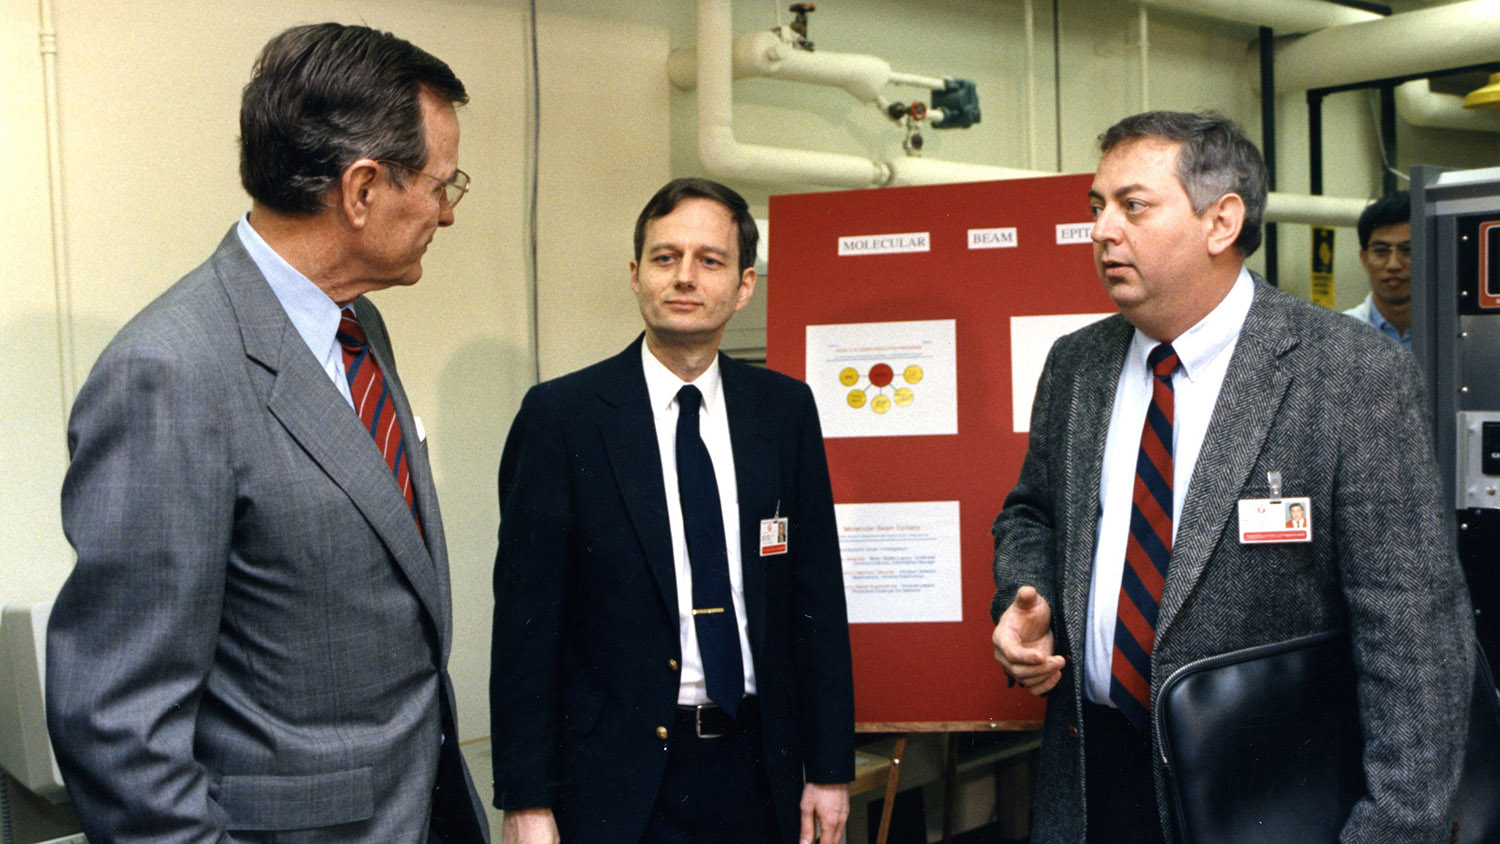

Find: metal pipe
[1395,79,1500,134]
[888,71,946,91]
[1265,191,1368,227]
[1274,0,1500,93]
[1023,0,1038,169]
[39,0,75,410]
[1259,26,1278,286]
[1139,0,1377,34]
[1138,5,1150,112]
[693,0,888,186]
[1380,85,1397,196]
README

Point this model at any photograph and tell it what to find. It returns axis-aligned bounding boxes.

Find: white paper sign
[1008,313,1115,432]
[837,231,931,256]
[837,501,962,624]
[1055,222,1095,245]
[968,227,1018,249]
[805,319,958,439]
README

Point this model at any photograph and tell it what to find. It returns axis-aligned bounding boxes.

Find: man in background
[492,177,854,844]
[1344,189,1413,348]
[991,111,1471,843]
[47,23,488,842]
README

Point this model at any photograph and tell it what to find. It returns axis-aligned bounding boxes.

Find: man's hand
[799,781,850,844]
[992,585,1065,696]
[501,807,560,844]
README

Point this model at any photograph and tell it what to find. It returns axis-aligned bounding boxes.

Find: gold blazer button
[656,726,669,740]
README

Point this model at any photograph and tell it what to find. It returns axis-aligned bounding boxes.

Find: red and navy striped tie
[337,310,421,534]
[1109,343,1179,730]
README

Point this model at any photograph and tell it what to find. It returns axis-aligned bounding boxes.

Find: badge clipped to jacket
[1238,471,1311,544]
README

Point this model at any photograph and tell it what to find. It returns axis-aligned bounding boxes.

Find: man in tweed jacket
[991,111,1473,844]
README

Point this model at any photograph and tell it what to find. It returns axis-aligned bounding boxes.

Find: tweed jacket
[47,228,489,843]
[992,278,1473,844]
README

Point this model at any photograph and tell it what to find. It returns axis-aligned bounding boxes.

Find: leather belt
[676,696,758,739]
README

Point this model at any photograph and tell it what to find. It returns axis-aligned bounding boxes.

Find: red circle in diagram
[869,363,894,388]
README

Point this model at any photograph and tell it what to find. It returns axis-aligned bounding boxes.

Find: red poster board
[765,174,1116,729]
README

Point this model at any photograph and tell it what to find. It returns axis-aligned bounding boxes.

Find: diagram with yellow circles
[807,318,957,439]
[840,362,924,414]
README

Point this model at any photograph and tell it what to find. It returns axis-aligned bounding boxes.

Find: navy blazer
[491,337,855,844]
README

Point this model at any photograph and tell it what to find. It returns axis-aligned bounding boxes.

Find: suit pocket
[218,767,374,831]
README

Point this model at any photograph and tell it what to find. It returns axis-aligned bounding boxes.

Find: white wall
[3,0,1496,798]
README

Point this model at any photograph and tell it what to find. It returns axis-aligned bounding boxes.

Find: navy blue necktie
[675,384,744,717]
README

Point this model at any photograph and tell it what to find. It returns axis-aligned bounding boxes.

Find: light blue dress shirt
[235,215,355,407]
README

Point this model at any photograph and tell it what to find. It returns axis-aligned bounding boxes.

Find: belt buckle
[694,703,724,739]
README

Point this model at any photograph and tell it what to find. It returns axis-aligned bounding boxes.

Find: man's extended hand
[799,781,850,844]
[501,807,560,844]
[992,585,1065,696]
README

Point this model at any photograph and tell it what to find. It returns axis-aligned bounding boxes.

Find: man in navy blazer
[47,24,488,843]
[492,178,855,844]
[991,112,1472,843]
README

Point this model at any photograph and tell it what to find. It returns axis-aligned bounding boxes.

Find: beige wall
[3,0,1495,776]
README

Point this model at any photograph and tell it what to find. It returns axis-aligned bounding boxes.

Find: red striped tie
[1109,343,1179,730]
[337,310,421,534]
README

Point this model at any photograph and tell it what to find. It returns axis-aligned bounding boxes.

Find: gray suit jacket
[993,278,1474,844]
[47,228,488,843]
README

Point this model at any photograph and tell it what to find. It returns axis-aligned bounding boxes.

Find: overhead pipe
[1264,192,1368,227]
[681,0,1371,222]
[1137,0,1377,34]
[687,0,1052,188]
[40,0,76,410]
[1395,79,1500,134]
[1138,5,1150,113]
[670,30,945,104]
[1023,0,1038,169]
[691,0,888,187]
[1274,0,1500,94]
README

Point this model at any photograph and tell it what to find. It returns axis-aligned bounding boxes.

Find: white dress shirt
[236,214,354,409]
[1084,267,1254,705]
[640,343,758,705]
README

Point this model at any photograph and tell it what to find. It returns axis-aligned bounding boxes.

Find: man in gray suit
[46,23,488,843]
[991,111,1473,843]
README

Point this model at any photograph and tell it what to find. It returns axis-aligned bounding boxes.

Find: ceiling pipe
[1274,0,1500,94]
[688,0,1051,187]
[1137,0,1377,34]
[1396,79,1500,133]
[886,157,1049,187]
[681,0,1369,224]
[692,0,888,187]
[1265,192,1368,227]
[670,30,945,103]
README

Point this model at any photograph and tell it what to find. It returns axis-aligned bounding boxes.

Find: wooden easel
[855,721,1041,844]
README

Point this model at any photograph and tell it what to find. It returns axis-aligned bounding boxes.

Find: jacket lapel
[211,231,446,637]
[722,355,777,658]
[598,340,679,617]
[1157,282,1297,640]
[1061,317,1133,656]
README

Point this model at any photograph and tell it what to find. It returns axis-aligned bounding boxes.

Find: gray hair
[1099,111,1267,258]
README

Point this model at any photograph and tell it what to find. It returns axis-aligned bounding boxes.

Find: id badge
[1237,496,1312,544]
[760,517,788,556]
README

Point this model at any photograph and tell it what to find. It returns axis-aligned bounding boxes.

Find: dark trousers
[1083,702,1166,844]
[640,698,780,844]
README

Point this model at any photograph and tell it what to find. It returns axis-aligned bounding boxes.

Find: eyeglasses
[1365,241,1411,262]
[378,160,471,208]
